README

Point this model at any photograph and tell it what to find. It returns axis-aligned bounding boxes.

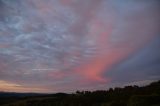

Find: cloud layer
[0,0,160,92]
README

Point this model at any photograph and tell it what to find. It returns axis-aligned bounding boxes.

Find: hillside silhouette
[0,80,160,106]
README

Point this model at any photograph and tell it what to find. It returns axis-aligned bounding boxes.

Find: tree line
[0,80,160,106]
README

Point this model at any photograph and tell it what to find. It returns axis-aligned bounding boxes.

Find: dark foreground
[0,80,160,106]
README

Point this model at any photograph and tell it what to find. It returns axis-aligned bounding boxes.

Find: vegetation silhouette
[0,80,160,106]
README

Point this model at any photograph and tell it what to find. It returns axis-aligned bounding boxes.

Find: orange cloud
[0,80,49,93]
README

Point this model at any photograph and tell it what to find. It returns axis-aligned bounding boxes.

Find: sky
[0,0,160,93]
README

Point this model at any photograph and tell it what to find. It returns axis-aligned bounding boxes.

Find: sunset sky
[0,0,160,93]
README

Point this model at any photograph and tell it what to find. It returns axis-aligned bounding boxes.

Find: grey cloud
[0,0,160,92]
[107,36,160,85]
[0,0,103,86]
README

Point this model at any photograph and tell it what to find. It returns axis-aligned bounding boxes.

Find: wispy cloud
[0,80,49,93]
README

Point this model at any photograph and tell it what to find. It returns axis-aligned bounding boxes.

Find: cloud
[0,0,160,92]
[106,36,160,86]
[0,80,49,93]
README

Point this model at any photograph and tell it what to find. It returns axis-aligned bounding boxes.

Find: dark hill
[0,80,160,106]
